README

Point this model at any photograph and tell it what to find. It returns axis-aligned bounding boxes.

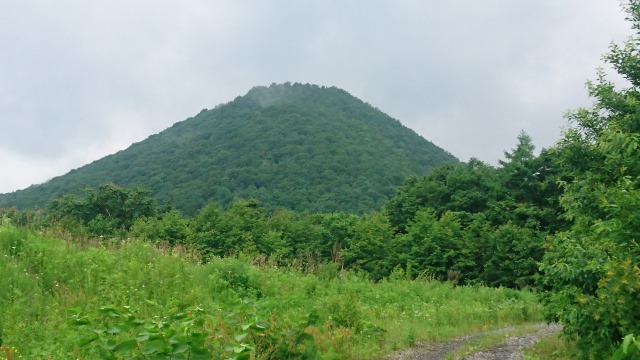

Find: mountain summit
[0,83,458,214]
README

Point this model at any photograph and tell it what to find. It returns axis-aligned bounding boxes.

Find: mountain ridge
[0,83,459,214]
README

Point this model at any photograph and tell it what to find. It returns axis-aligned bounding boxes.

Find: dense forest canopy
[0,83,457,214]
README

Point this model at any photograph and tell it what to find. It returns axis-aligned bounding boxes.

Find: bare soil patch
[385,323,561,360]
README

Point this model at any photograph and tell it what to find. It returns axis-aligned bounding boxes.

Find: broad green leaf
[136,333,150,342]
[236,353,251,360]
[234,332,248,342]
[78,333,99,346]
[106,326,122,334]
[141,339,166,355]
[69,306,82,315]
[171,343,190,354]
[113,339,139,353]
[622,334,635,354]
[98,306,121,317]
[70,316,91,326]
[105,339,117,351]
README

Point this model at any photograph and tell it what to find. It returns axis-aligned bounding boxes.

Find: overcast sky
[0,1,634,194]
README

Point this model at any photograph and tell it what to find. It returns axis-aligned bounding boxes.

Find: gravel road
[385,323,561,360]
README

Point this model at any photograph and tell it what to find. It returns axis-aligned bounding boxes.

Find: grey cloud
[0,0,634,193]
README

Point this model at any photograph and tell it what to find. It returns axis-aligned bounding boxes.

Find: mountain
[0,83,459,214]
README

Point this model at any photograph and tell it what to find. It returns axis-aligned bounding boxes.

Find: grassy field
[0,222,543,359]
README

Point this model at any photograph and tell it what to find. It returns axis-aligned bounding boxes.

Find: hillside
[0,83,458,214]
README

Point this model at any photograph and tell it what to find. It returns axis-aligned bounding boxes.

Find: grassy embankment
[0,222,543,359]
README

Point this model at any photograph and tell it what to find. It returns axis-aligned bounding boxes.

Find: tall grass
[0,223,542,359]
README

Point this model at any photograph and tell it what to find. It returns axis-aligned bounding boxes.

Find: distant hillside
[0,83,458,214]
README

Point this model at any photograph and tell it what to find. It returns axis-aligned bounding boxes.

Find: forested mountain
[0,83,458,214]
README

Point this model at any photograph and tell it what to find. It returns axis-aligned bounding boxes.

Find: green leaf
[234,332,248,342]
[172,311,187,320]
[141,340,166,355]
[164,328,175,339]
[189,332,207,341]
[296,332,314,344]
[190,346,209,355]
[70,316,92,326]
[113,339,139,353]
[622,334,635,354]
[105,339,117,351]
[233,346,247,354]
[69,306,82,315]
[171,343,190,354]
[78,333,99,346]
[98,306,121,317]
[136,333,150,342]
[236,353,251,360]
[106,326,122,334]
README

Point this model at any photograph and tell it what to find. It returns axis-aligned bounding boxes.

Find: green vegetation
[538,1,640,358]
[384,132,566,287]
[0,83,458,215]
[0,222,541,359]
[2,2,640,358]
[21,164,555,288]
[523,334,578,360]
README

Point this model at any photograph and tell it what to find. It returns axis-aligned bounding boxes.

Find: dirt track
[385,323,561,360]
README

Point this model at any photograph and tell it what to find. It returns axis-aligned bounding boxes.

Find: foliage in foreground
[539,1,640,358]
[0,222,541,359]
[522,333,578,360]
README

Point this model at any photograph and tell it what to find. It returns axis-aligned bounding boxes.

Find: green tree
[394,209,470,281]
[47,183,157,237]
[189,199,267,257]
[498,131,536,202]
[482,223,543,288]
[494,133,569,232]
[459,213,493,282]
[263,210,329,265]
[540,2,640,357]
[188,201,225,254]
[499,131,535,167]
[386,160,501,233]
[342,212,394,280]
[130,209,189,245]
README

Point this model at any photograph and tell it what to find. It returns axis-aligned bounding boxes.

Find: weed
[1,223,544,359]
[71,304,212,359]
[523,332,578,360]
[0,345,23,360]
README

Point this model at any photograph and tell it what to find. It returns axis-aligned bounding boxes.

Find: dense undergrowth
[0,222,541,359]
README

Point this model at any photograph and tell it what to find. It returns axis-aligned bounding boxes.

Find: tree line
[1,130,560,289]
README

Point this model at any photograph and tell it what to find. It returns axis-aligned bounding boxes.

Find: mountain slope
[0,83,458,214]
